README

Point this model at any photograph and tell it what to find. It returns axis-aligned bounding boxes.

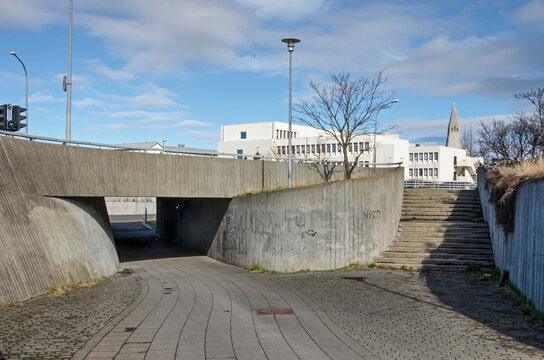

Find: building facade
[218,105,483,184]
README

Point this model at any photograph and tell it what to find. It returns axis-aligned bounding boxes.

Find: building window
[365,161,370,167]
[292,146,295,154]
[348,143,353,152]
[409,153,413,161]
[409,169,413,176]
[327,144,331,153]
[301,145,305,154]
[419,153,423,161]
[338,144,342,153]
[365,142,370,151]
[296,145,300,154]
[419,169,423,176]
[332,143,336,152]
[424,168,428,176]
[311,144,315,153]
[282,146,286,155]
[322,144,326,153]
[434,168,438,177]
[316,144,320,153]
[429,152,433,161]
[240,131,247,139]
[414,153,418,161]
[354,143,358,152]
[434,152,438,160]
[424,153,428,160]
[359,142,364,152]
[237,149,243,159]
[277,146,281,155]
[293,132,297,138]
[307,145,310,153]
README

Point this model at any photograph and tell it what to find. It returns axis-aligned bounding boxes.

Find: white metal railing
[404,180,477,190]
[0,130,402,168]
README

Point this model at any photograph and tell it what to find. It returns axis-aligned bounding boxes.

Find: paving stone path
[1,255,543,359]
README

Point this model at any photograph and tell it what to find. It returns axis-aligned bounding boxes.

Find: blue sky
[1,0,543,149]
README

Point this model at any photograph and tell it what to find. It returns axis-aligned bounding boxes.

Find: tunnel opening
[106,196,231,262]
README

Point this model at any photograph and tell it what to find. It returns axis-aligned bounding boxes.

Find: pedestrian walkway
[74,256,372,360]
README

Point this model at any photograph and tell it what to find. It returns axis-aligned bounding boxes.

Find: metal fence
[404,180,477,190]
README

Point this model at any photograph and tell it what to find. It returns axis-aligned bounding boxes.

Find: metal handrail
[404,180,476,189]
[0,130,402,167]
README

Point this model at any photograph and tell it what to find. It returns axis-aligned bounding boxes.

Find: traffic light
[11,105,26,131]
[0,104,7,130]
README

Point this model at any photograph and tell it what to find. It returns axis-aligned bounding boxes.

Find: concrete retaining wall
[478,167,544,312]
[202,168,404,271]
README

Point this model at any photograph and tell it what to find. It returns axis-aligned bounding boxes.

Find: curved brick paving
[1,255,543,359]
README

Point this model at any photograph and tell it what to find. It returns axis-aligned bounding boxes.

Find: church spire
[446,103,462,149]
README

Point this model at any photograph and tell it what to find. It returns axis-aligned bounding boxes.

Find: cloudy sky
[0,0,543,149]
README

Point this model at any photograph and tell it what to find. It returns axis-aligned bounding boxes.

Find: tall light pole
[66,0,73,141]
[373,99,399,167]
[281,37,300,189]
[10,52,28,133]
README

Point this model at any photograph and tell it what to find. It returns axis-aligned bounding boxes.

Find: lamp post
[66,0,73,141]
[281,37,300,189]
[373,99,399,167]
[10,52,28,133]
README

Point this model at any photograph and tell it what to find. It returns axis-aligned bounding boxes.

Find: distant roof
[115,141,217,155]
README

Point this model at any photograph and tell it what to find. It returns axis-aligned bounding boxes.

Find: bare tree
[515,87,544,151]
[462,122,476,156]
[294,71,396,179]
[307,136,340,182]
[478,114,541,163]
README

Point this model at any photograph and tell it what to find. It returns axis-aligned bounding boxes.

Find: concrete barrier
[478,167,544,312]
[197,168,404,271]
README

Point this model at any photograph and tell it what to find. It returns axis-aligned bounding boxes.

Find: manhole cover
[257,308,294,315]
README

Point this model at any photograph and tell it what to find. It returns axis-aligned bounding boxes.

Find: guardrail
[404,180,477,190]
[0,129,402,168]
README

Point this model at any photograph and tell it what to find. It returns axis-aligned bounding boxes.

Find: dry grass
[46,277,107,298]
[485,158,544,233]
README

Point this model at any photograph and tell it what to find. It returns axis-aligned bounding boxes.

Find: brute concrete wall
[0,140,120,305]
[478,167,544,312]
[105,197,156,216]
[0,137,367,198]
[192,168,404,271]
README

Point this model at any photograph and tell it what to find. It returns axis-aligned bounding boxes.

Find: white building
[406,144,482,183]
[218,121,410,177]
[218,104,483,184]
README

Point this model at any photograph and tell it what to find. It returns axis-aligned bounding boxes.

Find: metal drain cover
[257,308,294,315]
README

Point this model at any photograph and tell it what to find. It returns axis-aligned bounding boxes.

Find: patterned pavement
[1,254,543,359]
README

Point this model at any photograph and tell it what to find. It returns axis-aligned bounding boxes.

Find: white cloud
[235,0,328,20]
[0,0,62,30]
[28,91,63,103]
[146,120,211,129]
[94,64,135,81]
[513,0,544,24]
[86,123,131,132]
[129,93,177,108]
[73,98,105,107]
[183,129,220,143]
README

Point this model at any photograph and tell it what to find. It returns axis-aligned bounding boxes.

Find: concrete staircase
[373,189,494,271]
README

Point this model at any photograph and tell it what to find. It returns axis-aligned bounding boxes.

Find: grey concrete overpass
[0,135,404,305]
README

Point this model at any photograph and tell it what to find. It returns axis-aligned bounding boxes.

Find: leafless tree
[294,71,396,180]
[307,136,340,182]
[515,87,544,151]
[478,114,541,163]
[462,122,476,156]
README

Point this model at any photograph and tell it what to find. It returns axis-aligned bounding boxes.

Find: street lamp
[281,37,301,189]
[10,51,28,133]
[66,0,73,141]
[373,99,399,167]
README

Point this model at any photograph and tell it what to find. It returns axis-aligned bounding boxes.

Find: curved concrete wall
[0,139,119,305]
[203,168,404,271]
[478,167,544,312]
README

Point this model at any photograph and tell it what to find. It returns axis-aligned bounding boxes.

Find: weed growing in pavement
[248,264,269,273]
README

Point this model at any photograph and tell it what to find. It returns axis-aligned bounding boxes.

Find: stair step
[389,243,493,255]
[375,257,494,266]
[398,232,490,239]
[390,243,492,250]
[370,263,487,272]
[382,252,494,260]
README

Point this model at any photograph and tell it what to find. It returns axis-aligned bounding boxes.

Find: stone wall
[202,168,404,271]
[478,167,544,312]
